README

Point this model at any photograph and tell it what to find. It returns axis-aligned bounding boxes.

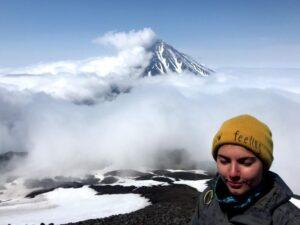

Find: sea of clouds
[0,28,299,193]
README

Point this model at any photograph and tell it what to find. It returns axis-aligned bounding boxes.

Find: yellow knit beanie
[212,114,273,169]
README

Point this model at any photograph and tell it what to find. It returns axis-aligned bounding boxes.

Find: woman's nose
[229,162,240,179]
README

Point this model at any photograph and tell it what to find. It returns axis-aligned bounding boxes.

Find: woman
[190,114,300,225]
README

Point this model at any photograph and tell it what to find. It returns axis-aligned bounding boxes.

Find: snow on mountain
[143,40,214,77]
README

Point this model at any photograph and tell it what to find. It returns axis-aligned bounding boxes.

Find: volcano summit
[143,40,214,77]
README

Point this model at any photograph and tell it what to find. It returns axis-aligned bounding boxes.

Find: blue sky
[0,0,299,68]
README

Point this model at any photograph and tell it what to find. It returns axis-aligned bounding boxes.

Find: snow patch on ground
[0,186,150,225]
[102,177,167,187]
[290,197,300,208]
[166,169,207,174]
[174,179,209,192]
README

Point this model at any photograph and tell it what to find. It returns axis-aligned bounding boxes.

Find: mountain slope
[143,40,213,77]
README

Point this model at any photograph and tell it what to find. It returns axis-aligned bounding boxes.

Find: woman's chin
[227,186,249,196]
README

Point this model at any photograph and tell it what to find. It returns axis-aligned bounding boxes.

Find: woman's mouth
[227,181,243,189]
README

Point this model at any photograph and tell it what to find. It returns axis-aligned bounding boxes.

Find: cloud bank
[0,28,299,193]
[1,28,156,78]
[1,70,300,193]
[93,28,156,50]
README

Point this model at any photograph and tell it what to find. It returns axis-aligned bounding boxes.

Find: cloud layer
[93,28,156,50]
[1,69,300,193]
[1,28,156,78]
[0,28,299,193]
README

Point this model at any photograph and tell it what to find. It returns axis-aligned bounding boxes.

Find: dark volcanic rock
[100,176,118,184]
[81,175,101,185]
[64,184,199,225]
[152,170,212,180]
[135,174,173,184]
[135,174,154,180]
[26,182,84,198]
[90,185,136,195]
[24,175,100,198]
[26,188,56,198]
[134,184,195,204]
[23,169,210,225]
[151,176,174,184]
[104,170,151,178]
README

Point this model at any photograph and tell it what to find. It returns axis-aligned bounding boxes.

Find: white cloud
[1,69,300,195]
[0,28,300,195]
[1,30,155,78]
[0,50,152,103]
[92,28,157,50]
[3,47,151,78]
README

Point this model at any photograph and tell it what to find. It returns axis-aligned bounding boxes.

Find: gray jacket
[190,171,300,225]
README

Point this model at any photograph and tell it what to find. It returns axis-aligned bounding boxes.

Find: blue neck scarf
[214,175,264,210]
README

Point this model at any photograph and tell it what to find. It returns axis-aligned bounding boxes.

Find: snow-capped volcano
[143,40,214,77]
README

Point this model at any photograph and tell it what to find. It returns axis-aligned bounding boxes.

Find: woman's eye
[240,159,254,166]
[219,159,229,164]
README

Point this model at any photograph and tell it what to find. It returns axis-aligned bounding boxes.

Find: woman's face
[216,144,264,196]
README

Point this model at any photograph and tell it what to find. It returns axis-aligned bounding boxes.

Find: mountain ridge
[143,40,214,77]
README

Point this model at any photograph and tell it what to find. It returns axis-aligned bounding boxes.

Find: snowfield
[290,197,300,208]
[0,186,150,225]
[174,179,210,192]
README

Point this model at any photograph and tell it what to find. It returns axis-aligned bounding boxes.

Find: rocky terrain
[23,169,213,225]
[2,169,299,225]
[64,184,199,225]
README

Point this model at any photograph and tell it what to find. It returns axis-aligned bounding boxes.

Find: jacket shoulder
[189,186,215,225]
[273,201,300,225]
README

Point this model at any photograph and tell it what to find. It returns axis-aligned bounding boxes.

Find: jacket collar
[251,171,293,212]
[212,171,293,225]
